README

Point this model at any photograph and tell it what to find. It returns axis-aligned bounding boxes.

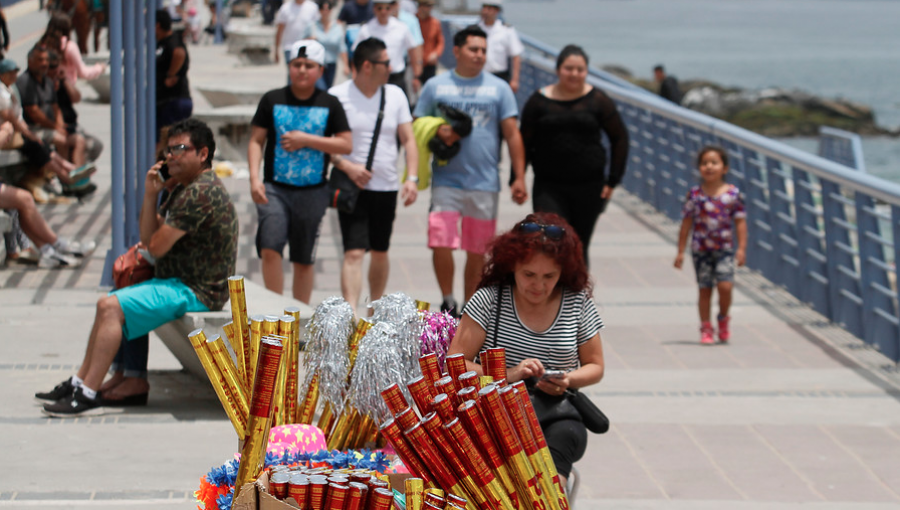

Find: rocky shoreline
[603,66,898,138]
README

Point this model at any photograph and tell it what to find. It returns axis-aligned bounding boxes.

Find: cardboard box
[232,471,413,510]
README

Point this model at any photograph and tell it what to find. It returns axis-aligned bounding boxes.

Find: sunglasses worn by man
[518,221,565,239]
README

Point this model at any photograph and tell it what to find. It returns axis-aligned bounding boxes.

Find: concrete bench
[153,279,315,379]
[193,105,256,161]
[196,85,265,109]
[226,24,275,66]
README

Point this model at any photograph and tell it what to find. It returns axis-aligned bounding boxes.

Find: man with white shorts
[413,24,527,315]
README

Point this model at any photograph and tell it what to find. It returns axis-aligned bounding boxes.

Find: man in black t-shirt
[248,40,352,304]
[654,64,682,105]
[156,10,192,140]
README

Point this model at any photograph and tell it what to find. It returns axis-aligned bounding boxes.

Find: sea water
[502,0,900,181]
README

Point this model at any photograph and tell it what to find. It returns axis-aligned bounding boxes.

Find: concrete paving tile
[602,325,686,370]
[617,423,742,500]
[685,424,822,501]
[823,425,900,498]
[755,424,898,501]
[576,427,667,500]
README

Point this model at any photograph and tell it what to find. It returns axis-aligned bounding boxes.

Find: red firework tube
[458,371,479,391]
[482,348,507,381]
[325,483,350,510]
[457,400,505,471]
[395,406,419,431]
[408,375,437,416]
[424,492,445,508]
[424,503,443,510]
[381,383,410,416]
[234,337,284,499]
[514,382,568,510]
[350,473,372,485]
[290,473,310,509]
[329,475,351,486]
[493,378,508,388]
[271,471,290,499]
[379,418,435,484]
[456,386,477,403]
[445,504,465,510]
[431,393,455,422]
[367,479,389,492]
[367,488,393,510]
[421,413,468,479]
[446,495,467,509]
[310,478,329,510]
[445,353,467,392]
[434,376,457,406]
[402,422,460,491]
[477,385,523,458]
[419,353,442,388]
[347,482,368,510]
[442,418,495,486]
[499,386,538,455]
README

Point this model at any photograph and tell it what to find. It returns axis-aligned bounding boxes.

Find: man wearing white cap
[248,40,353,303]
[274,0,321,67]
[353,0,422,97]
[478,0,523,93]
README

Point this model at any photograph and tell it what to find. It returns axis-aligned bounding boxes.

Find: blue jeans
[110,335,148,378]
[316,62,337,91]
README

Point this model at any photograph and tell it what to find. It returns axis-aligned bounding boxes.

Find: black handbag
[491,285,610,434]
[328,86,385,213]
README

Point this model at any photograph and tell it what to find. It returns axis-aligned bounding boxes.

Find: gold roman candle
[298,372,321,425]
[189,329,246,437]
[227,276,251,385]
[285,307,302,424]
[207,334,250,421]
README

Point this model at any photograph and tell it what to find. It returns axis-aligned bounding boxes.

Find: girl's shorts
[692,250,735,288]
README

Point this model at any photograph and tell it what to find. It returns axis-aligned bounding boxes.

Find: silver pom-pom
[302,296,354,415]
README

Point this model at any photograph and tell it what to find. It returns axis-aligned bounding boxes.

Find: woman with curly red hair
[447,212,605,485]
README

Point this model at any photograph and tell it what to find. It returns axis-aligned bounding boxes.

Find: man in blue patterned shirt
[248,40,352,303]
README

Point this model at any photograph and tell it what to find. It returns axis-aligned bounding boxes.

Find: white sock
[80,385,97,400]
[40,244,55,256]
[70,375,84,388]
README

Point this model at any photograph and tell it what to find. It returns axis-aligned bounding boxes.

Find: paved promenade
[2,2,900,508]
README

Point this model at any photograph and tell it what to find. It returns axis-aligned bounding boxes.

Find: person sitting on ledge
[35,118,239,417]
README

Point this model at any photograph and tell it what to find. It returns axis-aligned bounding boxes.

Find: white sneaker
[38,245,79,268]
[55,238,96,257]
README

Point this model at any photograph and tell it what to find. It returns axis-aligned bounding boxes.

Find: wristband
[406,175,419,184]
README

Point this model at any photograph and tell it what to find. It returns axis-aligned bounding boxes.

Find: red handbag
[113,243,155,289]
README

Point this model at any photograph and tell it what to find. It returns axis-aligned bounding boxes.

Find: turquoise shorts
[110,278,209,340]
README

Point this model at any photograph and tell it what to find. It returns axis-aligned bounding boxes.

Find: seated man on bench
[35,119,239,417]
[0,121,95,267]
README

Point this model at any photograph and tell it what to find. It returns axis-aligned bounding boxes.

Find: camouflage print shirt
[156,170,238,310]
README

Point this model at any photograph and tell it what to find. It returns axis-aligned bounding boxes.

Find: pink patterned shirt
[682,184,746,252]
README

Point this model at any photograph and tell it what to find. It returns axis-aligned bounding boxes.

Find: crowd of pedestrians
[9,0,748,439]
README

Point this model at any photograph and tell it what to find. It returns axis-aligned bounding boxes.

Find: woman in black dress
[520,45,629,263]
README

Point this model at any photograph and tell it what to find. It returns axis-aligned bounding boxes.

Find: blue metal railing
[440,17,900,362]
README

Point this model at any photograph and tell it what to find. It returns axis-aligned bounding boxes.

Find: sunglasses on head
[518,222,565,239]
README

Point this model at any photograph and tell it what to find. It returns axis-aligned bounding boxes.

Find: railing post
[792,168,830,317]
[101,0,125,288]
[147,0,157,152]
[855,192,894,352]
[821,180,863,337]
[737,148,772,277]
[766,156,800,295]
[124,0,138,247]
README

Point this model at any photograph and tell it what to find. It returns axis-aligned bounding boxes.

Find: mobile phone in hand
[541,370,566,380]
[158,163,170,182]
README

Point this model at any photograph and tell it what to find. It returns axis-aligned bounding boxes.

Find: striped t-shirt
[463,285,604,372]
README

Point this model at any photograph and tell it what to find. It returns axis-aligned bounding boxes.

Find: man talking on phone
[36,119,239,417]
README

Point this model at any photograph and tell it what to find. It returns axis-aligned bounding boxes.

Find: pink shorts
[428,186,499,254]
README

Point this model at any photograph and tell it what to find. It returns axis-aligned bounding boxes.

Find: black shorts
[338,190,398,252]
[255,182,329,265]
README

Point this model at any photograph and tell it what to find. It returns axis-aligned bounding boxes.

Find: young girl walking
[674,146,748,344]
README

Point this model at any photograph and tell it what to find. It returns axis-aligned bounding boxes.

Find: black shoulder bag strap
[364,86,386,172]
[489,285,503,347]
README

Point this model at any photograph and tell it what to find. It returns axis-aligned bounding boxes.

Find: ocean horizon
[503,0,900,182]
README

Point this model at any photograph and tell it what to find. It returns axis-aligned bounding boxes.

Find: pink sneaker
[717,315,730,343]
[700,322,715,344]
